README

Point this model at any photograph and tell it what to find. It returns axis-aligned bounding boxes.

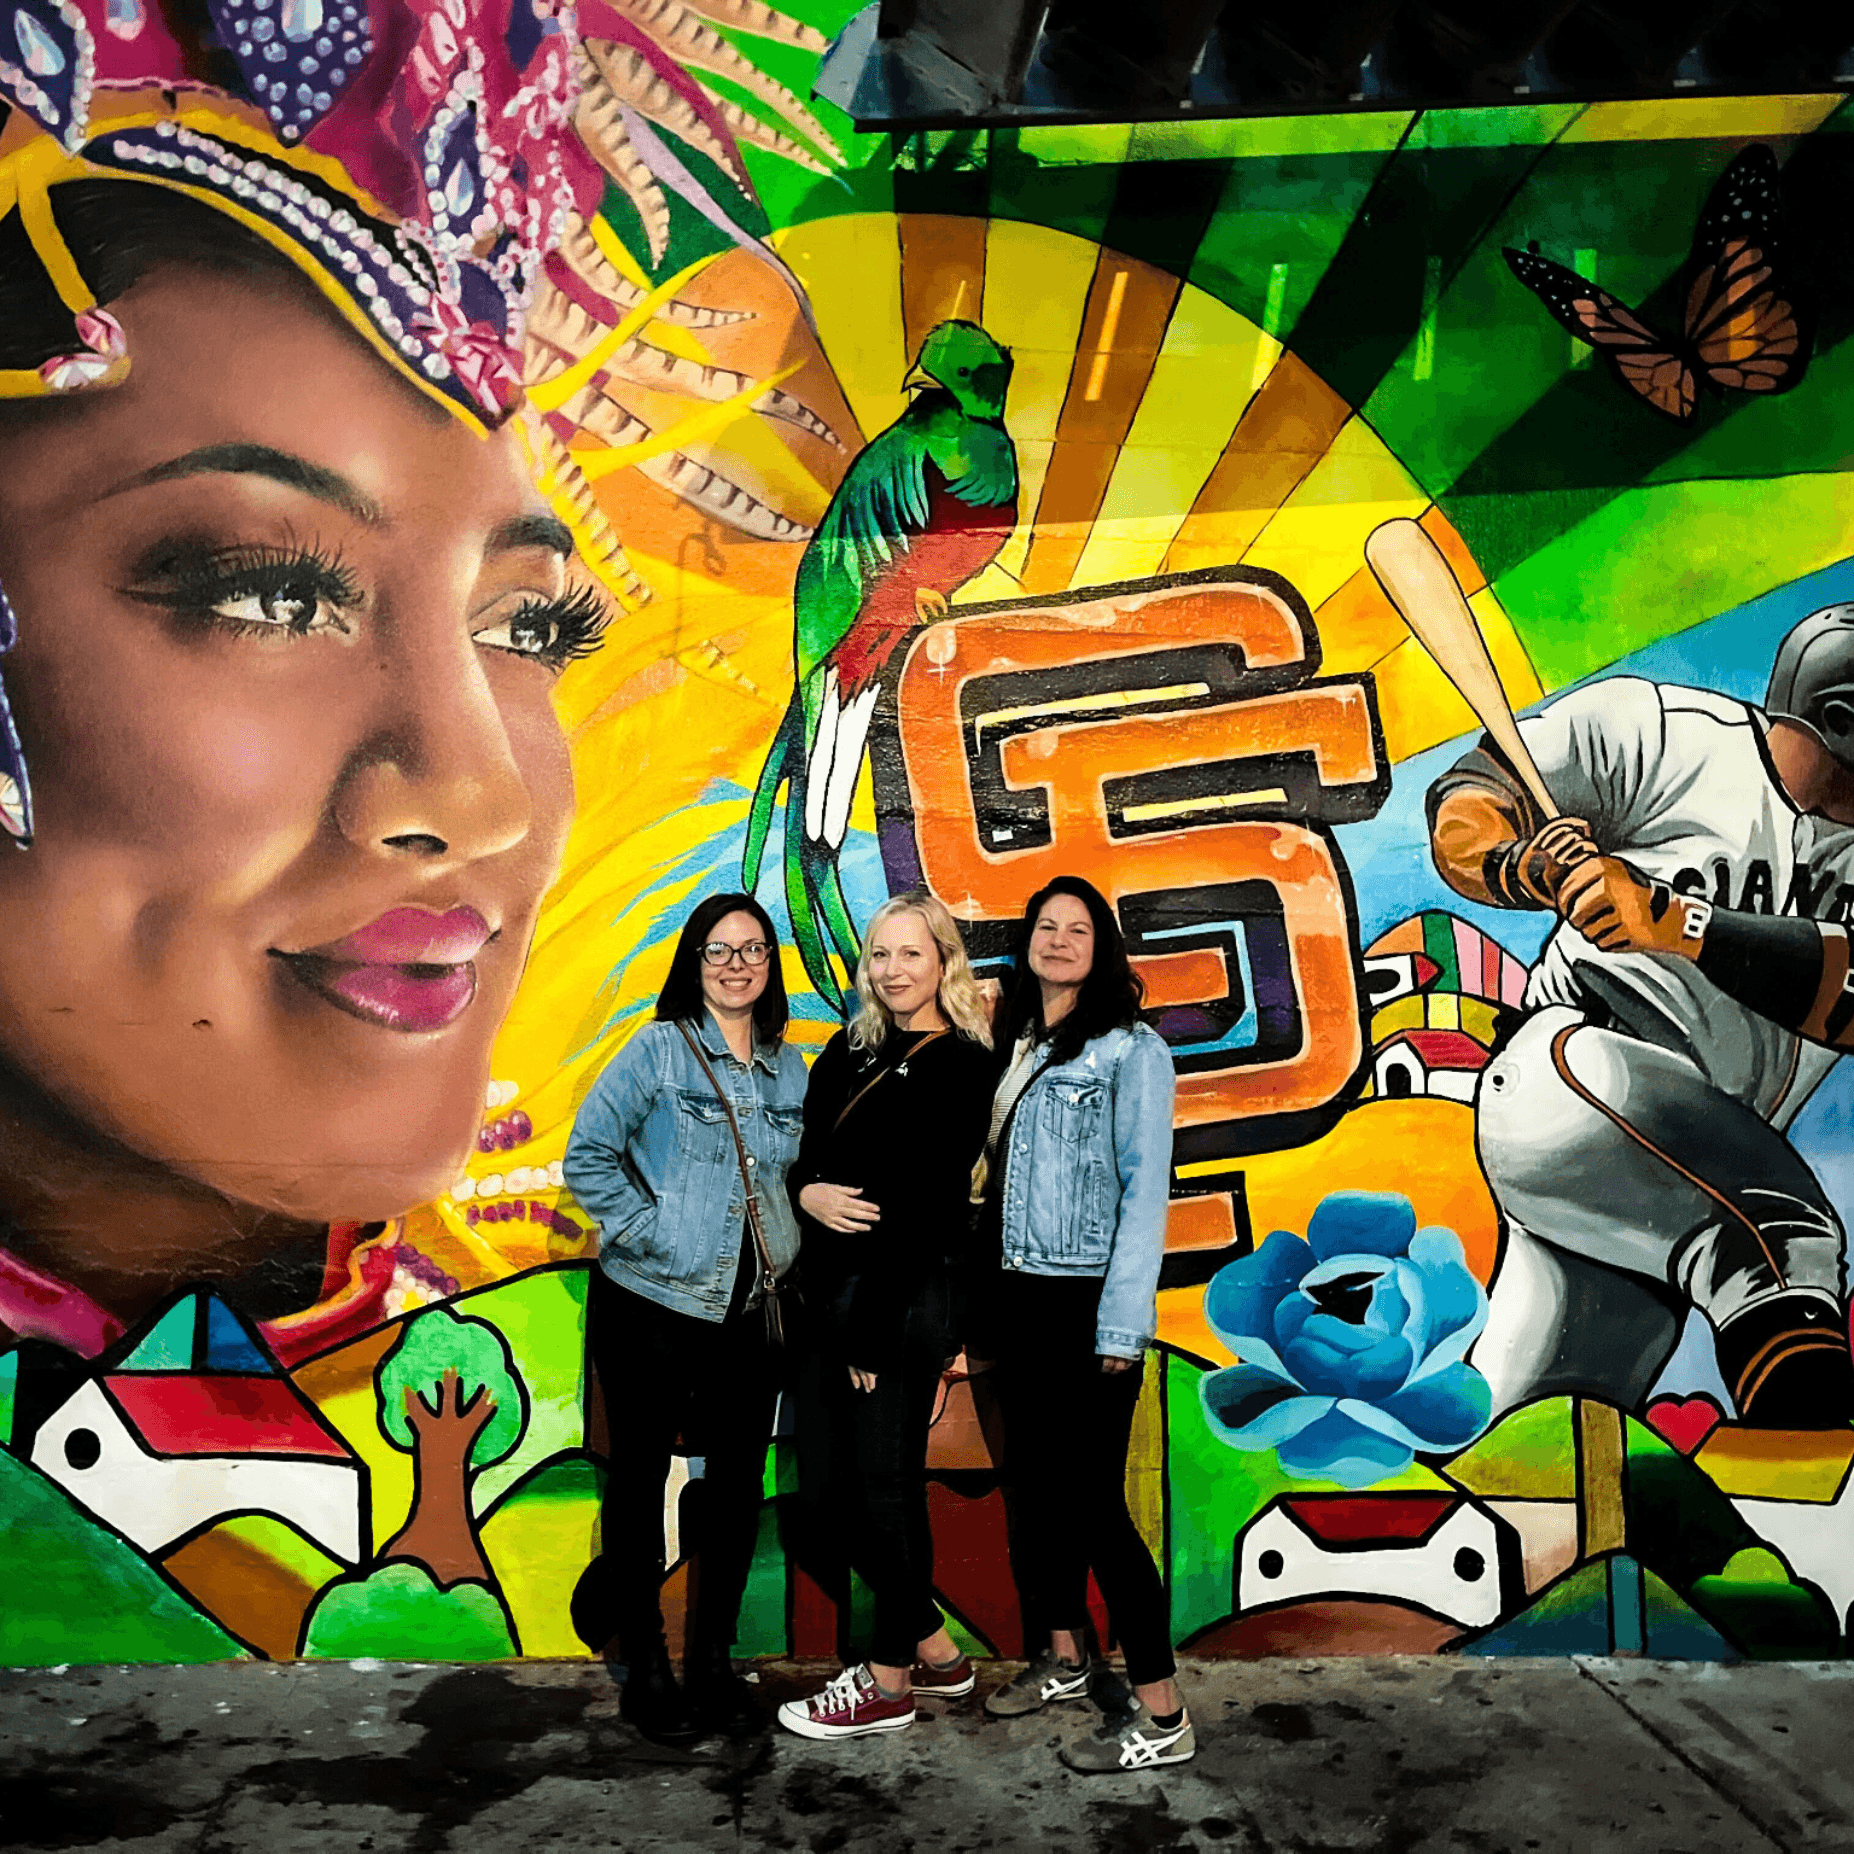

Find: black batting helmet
[1768,604,1854,770]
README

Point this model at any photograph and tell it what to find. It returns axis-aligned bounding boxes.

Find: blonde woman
[777,891,998,1740]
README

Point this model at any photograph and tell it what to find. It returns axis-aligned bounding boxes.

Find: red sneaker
[777,1665,916,1740]
[910,1652,977,1697]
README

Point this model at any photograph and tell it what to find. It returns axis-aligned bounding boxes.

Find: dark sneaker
[1087,1660,1132,1715]
[614,1638,701,1747]
[1060,1700,1196,1772]
[777,1665,916,1741]
[983,1648,1092,1718]
[683,1644,765,1734]
[910,1652,977,1698]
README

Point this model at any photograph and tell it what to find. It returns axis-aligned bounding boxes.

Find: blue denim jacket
[563,1011,809,1322]
[996,1022,1176,1358]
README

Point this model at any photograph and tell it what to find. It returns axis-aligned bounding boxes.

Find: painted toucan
[742,319,1017,1006]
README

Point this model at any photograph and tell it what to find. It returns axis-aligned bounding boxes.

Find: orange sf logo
[871,567,1389,1274]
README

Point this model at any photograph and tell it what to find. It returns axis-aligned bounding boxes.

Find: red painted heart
[1645,1395,1724,1455]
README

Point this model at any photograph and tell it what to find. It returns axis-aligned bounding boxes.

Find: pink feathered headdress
[0,0,609,426]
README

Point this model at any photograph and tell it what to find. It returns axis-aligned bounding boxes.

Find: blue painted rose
[1199,1191,1493,1488]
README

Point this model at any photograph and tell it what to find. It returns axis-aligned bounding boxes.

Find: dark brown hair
[0,179,337,371]
[654,892,790,1048]
[998,874,1145,1064]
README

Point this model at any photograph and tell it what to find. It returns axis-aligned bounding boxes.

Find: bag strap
[832,1026,951,1132]
[1003,1054,1057,1136]
[971,1046,1060,1205]
[675,1020,779,1290]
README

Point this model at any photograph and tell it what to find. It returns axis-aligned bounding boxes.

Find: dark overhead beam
[822,0,1854,125]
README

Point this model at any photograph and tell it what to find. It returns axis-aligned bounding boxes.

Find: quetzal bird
[742,319,1017,1006]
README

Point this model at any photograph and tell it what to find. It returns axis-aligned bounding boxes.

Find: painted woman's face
[0,268,587,1222]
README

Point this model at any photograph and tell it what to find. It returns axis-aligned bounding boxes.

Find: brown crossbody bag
[676,1020,795,1347]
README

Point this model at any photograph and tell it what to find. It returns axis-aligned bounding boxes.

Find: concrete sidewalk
[2,1657,1849,1852]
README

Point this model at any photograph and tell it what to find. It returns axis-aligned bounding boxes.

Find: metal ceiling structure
[816,0,1854,124]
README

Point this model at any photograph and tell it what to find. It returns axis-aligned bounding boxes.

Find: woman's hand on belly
[801,1182,882,1234]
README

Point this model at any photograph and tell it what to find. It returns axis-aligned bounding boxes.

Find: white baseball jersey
[1518,677,1854,1122]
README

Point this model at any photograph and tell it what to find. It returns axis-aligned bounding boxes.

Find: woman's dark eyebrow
[98,443,382,522]
[487,512,576,558]
[96,449,572,557]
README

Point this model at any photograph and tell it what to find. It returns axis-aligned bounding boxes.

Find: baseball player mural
[1371,523,1854,1430]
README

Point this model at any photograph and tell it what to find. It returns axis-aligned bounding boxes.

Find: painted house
[22,1295,362,1565]
[1236,1494,1522,1632]
[1372,1028,1492,1104]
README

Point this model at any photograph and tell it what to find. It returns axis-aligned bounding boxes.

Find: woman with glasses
[776,891,997,1741]
[975,876,1192,1773]
[563,893,807,1744]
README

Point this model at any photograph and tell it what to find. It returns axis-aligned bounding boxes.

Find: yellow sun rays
[779,213,1541,765]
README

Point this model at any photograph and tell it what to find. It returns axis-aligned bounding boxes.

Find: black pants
[793,1287,951,1669]
[990,1271,1175,1688]
[587,1269,781,1656]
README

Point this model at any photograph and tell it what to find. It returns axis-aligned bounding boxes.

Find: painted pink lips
[276,906,494,1033]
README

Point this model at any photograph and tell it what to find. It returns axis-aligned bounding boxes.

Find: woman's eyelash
[494,583,611,668]
[125,541,363,629]
[123,541,610,666]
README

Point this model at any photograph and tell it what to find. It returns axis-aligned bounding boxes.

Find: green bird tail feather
[741,696,798,893]
[745,694,861,1012]
[785,833,845,1011]
[808,838,862,999]
[818,857,861,975]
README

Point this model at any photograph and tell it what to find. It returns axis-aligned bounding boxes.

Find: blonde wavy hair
[849,891,994,1053]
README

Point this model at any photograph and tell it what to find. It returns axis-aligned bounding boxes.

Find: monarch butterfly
[1504,144,1811,424]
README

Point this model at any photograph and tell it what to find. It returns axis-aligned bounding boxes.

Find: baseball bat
[1364,517,1560,820]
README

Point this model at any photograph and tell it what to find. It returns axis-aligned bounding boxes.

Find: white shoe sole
[1063,1744,1196,1772]
[776,1702,916,1741]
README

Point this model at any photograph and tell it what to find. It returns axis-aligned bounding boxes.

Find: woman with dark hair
[975,876,1193,1772]
[563,893,807,1742]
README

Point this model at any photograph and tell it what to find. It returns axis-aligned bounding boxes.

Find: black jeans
[990,1271,1176,1688]
[586,1269,781,1656]
[793,1284,951,1669]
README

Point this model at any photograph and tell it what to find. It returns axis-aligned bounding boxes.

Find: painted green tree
[376,1307,529,1587]
[302,1307,531,1660]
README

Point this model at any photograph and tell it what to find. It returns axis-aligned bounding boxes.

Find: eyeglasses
[701,940,772,968]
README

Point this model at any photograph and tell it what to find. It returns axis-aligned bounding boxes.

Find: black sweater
[787,1026,997,1371]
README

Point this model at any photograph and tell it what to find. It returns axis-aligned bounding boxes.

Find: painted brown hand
[1560,856,1707,960]
[1430,783,1597,912]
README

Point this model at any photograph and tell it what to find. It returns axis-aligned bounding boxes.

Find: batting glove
[1488,816,1600,909]
[1559,856,1710,959]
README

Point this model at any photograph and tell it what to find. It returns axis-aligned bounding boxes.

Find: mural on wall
[4,0,1854,1671]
